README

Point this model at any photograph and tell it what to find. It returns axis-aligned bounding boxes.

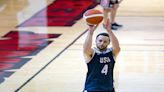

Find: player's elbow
[113,46,121,54]
[117,47,121,53]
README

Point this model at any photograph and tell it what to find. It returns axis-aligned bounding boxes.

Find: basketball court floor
[0,0,164,92]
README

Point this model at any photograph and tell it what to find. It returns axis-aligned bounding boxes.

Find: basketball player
[83,19,120,92]
[100,0,123,30]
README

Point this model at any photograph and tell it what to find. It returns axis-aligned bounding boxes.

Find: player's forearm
[107,30,120,55]
[83,30,93,54]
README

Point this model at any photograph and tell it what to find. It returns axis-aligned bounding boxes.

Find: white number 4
[101,64,108,75]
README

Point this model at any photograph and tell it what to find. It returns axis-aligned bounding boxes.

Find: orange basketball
[83,9,103,25]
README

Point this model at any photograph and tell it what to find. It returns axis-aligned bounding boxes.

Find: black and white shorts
[109,0,119,7]
[100,0,119,8]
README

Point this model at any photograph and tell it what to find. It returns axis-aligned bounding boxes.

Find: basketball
[83,9,103,25]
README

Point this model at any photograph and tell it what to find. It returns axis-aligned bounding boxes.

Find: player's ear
[108,39,110,45]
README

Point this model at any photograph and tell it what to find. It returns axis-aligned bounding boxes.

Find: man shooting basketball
[83,19,120,92]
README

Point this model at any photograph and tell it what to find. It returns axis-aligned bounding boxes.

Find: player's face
[96,35,110,51]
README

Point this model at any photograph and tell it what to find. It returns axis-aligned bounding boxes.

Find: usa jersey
[84,48,115,91]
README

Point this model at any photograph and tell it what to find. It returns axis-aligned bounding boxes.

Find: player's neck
[98,48,107,52]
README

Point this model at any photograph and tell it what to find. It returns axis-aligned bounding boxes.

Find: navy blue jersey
[84,48,115,91]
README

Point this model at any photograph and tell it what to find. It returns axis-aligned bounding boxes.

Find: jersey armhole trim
[86,48,96,64]
[110,48,116,62]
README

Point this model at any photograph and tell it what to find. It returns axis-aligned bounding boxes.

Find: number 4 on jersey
[101,64,108,75]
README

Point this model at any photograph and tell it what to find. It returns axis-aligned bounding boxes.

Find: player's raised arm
[104,19,120,57]
[83,25,98,63]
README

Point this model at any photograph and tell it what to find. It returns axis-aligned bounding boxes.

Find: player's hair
[96,33,110,42]
[96,33,109,39]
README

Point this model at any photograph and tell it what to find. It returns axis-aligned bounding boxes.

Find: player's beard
[97,45,107,51]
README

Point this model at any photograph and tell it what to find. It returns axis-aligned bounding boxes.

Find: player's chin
[98,46,107,51]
